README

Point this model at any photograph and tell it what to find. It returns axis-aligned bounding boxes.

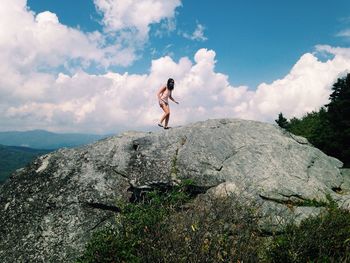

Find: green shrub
[267,206,350,263]
[77,182,350,263]
[157,194,263,262]
[76,183,264,263]
[76,182,192,263]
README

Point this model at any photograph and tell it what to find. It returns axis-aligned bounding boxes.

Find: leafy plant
[77,182,350,263]
[76,182,192,263]
[267,206,350,263]
[76,183,264,263]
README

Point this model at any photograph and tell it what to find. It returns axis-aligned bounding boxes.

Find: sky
[1,0,350,134]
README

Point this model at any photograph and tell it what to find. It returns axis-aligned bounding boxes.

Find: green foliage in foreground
[76,182,191,263]
[76,182,350,263]
[267,206,350,263]
[0,145,50,183]
[76,182,262,263]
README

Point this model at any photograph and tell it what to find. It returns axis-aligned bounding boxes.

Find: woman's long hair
[167,78,175,90]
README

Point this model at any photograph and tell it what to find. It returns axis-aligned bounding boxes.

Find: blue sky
[27,0,350,87]
[1,0,350,133]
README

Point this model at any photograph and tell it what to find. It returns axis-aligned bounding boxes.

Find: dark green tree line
[276,73,350,167]
[326,73,350,165]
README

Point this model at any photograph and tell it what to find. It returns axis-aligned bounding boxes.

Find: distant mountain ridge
[0,130,108,184]
[0,130,107,149]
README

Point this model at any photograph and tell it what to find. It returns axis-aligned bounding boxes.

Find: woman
[157,78,179,129]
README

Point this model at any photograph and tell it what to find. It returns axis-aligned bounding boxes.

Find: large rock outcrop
[1,119,349,262]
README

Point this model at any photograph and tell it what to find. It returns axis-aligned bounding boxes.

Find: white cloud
[315,45,350,59]
[35,11,59,24]
[0,0,182,79]
[243,53,350,120]
[93,0,182,42]
[182,22,207,41]
[154,18,177,38]
[336,29,350,38]
[0,0,139,77]
[2,46,350,133]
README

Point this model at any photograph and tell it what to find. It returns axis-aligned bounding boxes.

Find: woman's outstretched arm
[169,93,179,104]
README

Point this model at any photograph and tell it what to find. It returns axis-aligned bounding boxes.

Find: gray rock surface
[0,118,349,262]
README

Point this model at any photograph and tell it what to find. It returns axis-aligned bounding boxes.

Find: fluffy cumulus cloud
[243,48,350,120]
[0,0,183,76]
[93,0,182,42]
[1,0,350,133]
[3,46,350,133]
[0,0,137,71]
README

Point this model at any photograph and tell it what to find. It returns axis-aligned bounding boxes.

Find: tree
[275,74,350,166]
[326,73,350,166]
[275,112,289,129]
[287,108,329,146]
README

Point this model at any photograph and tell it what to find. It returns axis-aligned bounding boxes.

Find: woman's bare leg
[160,104,170,125]
[164,112,170,127]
